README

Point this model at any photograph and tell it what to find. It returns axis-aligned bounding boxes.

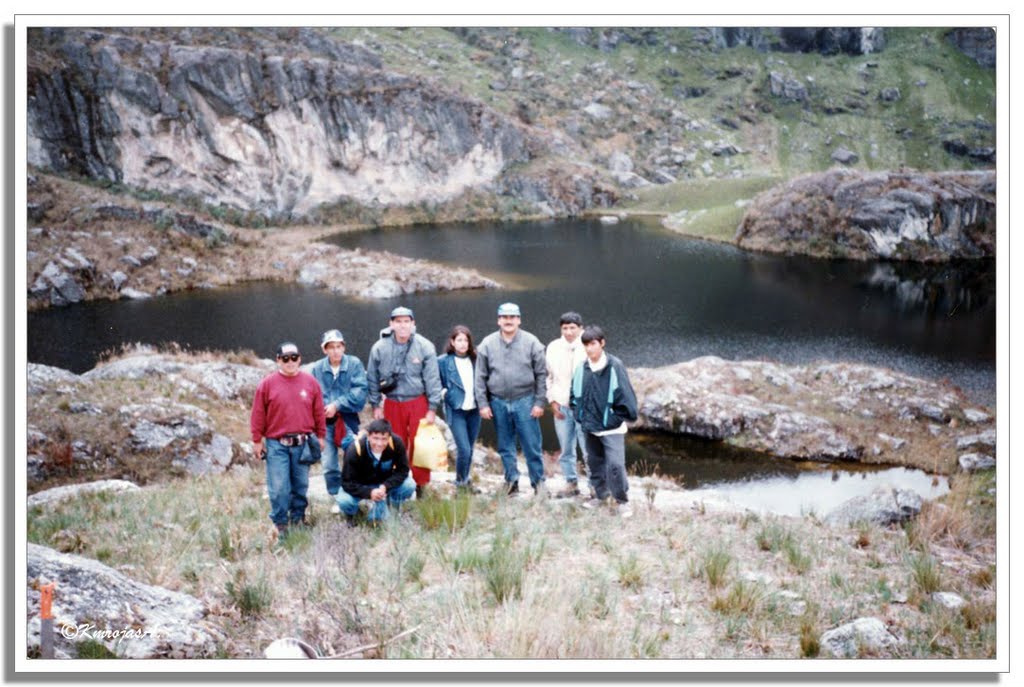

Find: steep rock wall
[27,29,530,218]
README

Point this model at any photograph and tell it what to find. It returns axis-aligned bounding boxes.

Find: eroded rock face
[735,169,995,261]
[27,28,529,218]
[27,543,217,658]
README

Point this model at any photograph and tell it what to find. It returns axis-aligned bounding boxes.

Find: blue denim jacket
[307,355,368,420]
[438,353,476,413]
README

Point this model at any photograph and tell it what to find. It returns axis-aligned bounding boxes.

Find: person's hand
[325,403,337,419]
[530,405,545,419]
[253,441,265,460]
[373,406,385,420]
[425,409,437,424]
[551,401,565,420]
[320,438,326,451]
[370,486,386,502]
[480,406,493,420]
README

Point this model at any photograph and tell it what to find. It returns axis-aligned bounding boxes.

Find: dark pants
[585,432,629,504]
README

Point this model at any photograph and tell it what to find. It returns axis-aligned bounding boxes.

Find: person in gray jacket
[474,303,549,496]
[366,306,443,495]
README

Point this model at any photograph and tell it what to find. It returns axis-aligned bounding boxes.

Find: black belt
[274,434,308,447]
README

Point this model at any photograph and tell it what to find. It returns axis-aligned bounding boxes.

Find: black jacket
[570,353,638,434]
[341,432,410,499]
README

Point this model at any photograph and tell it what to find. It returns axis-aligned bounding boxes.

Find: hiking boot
[275,523,289,535]
[345,515,358,528]
[457,484,482,495]
[580,499,600,510]
[556,482,581,499]
[505,481,520,496]
[330,502,341,514]
[617,503,634,519]
[415,485,424,499]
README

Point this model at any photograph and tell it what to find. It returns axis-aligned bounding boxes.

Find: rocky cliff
[27,28,540,219]
[734,169,995,261]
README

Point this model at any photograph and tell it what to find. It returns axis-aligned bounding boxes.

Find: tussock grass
[25,462,996,659]
[909,553,943,595]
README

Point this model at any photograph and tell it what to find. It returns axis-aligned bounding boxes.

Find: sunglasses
[278,354,300,362]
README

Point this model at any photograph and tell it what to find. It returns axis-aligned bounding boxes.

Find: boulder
[824,486,923,527]
[932,592,966,610]
[84,353,186,381]
[27,543,217,658]
[186,361,270,400]
[956,430,996,450]
[27,479,140,509]
[958,453,995,472]
[831,147,859,165]
[767,71,808,101]
[819,617,902,658]
[583,103,614,120]
[31,262,86,307]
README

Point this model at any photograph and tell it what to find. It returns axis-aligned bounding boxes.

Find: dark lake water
[27,218,992,512]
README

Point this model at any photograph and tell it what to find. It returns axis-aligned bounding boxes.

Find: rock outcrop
[631,356,994,472]
[734,169,995,261]
[27,28,530,219]
[27,479,140,509]
[27,543,217,658]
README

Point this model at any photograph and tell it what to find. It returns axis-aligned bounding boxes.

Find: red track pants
[384,395,431,486]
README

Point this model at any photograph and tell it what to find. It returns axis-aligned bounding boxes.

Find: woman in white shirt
[437,325,482,492]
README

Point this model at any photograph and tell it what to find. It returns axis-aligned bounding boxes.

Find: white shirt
[454,356,476,410]
[587,353,628,437]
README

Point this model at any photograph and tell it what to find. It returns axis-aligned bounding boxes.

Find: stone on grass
[27,479,140,509]
[958,453,995,472]
[819,617,902,658]
[932,592,966,610]
[824,486,922,527]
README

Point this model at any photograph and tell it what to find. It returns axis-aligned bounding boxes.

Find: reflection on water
[627,433,949,517]
[685,467,949,518]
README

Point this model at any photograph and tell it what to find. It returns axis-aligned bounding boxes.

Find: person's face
[323,341,345,364]
[561,322,582,343]
[452,332,470,355]
[368,432,390,454]
[277,351,301,375]
[391,316,414,341]
[498,315,521,335]
[584,339,605,362]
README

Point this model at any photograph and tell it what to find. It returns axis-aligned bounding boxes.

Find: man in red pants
[366,306,443,497]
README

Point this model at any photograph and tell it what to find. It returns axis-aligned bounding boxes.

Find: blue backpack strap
[571,360,585,403]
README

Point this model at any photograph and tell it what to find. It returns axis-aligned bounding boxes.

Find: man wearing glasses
[251,342,327,535]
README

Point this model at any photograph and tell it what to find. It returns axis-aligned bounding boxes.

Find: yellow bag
[411,419,448,471]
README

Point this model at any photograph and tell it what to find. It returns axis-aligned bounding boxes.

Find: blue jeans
[314,414,359,495]
[265,439,311,526]
[490,395,545,487]
[553,407,588,483]
[334,476,417,521]
[446,407,481,486]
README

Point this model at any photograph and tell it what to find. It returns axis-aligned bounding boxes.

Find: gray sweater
[474,329,547,407]
[366,333,443,409]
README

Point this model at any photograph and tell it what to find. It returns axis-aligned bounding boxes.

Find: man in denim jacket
[305,329,368,502]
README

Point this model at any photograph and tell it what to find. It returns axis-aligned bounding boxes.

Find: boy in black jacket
[337,419,417,524]
[569,326,639,517]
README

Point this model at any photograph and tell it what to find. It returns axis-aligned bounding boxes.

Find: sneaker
[533,482,548,498]
[345,515,358,528]
[505,481,520,496]
[556,483,581,499]
[456,484,482,495]
[580,499,600,510]
[617,503,634,518]
[330,503,341,515]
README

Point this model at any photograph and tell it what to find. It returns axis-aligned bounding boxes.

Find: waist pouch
[298,434,321,465]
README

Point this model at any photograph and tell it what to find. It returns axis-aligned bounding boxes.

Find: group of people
[249,303,638,533]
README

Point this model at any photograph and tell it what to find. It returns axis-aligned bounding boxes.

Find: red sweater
[250,370,327,442]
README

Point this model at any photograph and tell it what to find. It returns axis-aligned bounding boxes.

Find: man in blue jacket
[306,329,368,503]
[570,325,639,517]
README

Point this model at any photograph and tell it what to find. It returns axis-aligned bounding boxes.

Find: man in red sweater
[251,342,326,534]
